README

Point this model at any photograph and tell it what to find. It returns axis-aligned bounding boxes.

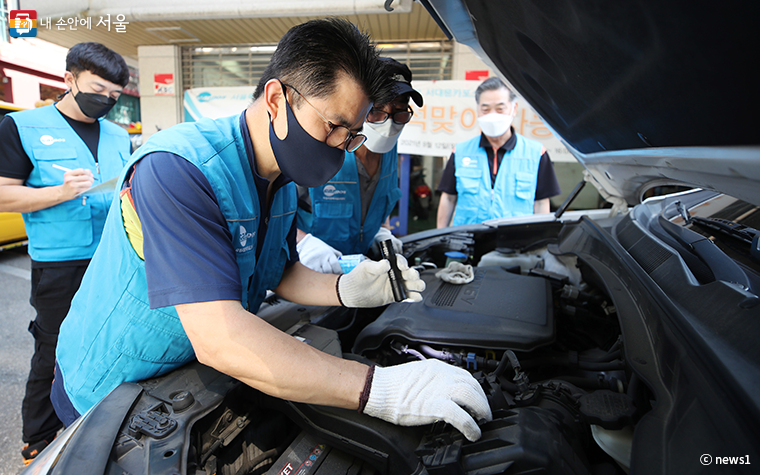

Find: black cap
[381,57,423,107]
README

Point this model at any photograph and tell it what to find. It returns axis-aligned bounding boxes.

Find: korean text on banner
[398,80,573,162]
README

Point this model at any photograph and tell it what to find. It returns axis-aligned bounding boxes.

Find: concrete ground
[0,248,36,475]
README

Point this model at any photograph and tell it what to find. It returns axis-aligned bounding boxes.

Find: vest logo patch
[462,156,477,167]
[322,184,347,198]
[40,135,65,145]
[237,224,255,253]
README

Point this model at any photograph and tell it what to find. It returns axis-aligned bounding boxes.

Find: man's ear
[264,79,290,140]
[63,71,76,91]
[264,79,286,122]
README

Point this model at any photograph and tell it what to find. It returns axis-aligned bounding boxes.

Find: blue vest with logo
[56,114,296,414]
[9,105,131,261]
[452,133,543,225]
[297,146,401,255]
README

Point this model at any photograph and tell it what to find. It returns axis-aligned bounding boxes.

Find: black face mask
[269,84,345,187]
[73,81,118,119]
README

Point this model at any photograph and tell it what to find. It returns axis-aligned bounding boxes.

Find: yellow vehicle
[0,101,28,251]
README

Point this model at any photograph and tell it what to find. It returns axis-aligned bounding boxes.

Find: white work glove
[372,226,403,255]
[337,255,425,307]
[363,359,492,442]
[297,234,343,274]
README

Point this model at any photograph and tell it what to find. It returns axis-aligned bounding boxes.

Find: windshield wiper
[691,217,759,245]
[691,216,760,264]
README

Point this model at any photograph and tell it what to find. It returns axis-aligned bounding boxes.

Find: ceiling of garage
[34,2,447,61]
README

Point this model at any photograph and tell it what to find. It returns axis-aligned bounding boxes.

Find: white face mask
[362,119,406,154]
[477,112,513,138]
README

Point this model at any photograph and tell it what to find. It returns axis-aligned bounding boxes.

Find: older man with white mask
[436,77,560,228]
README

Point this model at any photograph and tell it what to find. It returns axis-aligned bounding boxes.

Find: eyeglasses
[282,83,367,153]
[366,107,414,125]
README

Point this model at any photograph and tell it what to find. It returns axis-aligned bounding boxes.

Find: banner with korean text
[182,82,573,162]
[398,80,574,162]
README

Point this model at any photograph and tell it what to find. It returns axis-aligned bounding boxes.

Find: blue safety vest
[297,146,401,255]
[9,105,131,261]
[452,134,543,225]
[56,114,296,414]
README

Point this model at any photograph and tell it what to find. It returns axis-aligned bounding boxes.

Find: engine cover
[353,267,554,353]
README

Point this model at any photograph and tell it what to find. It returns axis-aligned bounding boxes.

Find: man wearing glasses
[52,20,491,443]
[295,58,423,273]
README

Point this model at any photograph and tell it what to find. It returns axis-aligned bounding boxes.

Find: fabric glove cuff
[362,365,404,423]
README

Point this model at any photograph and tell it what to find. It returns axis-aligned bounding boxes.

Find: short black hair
[475,77,516,104]
[66,42,130,87]
[253,18,394,107]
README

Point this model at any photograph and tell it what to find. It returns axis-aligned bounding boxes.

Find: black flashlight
[379,239,406,302]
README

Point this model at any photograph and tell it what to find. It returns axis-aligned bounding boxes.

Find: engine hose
[418,344,457,363]
[404,348,426,360]
[507,350,522,371]
[578,360,626,371]
[579,349,622,363]
[498,377,518,393]
[493,350,520,376]
[391,341,426,360]
[518,355,625,371]
[493,355,509,377]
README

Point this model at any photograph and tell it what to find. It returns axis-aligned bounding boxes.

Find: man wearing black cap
[296,58,424,273]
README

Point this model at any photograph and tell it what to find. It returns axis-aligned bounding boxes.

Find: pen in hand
[51,164,94,204]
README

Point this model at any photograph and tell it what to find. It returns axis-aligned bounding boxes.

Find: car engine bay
[97,194,759,475]
[131,217,646,475]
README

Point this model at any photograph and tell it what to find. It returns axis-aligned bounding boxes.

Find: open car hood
[420,0,760,206]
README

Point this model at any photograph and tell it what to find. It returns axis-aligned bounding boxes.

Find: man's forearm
[436,193,456,228]
[0,170,93,213]
[274,261,342,306]
[177,299,369,409]
[534,198,550,215]
[0,182,70,213]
